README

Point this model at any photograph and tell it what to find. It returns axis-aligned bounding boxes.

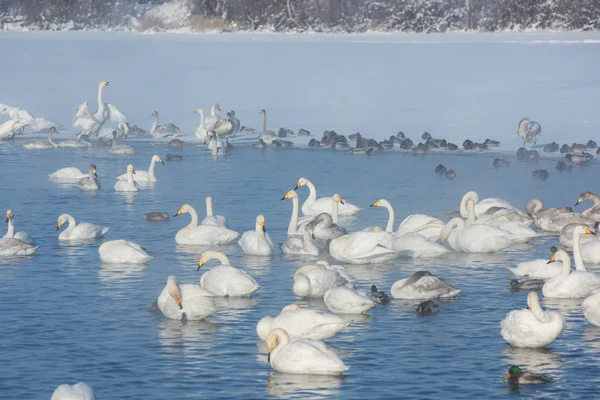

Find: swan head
[332,194,345,204]
[100,81,109,87]
[576,191,597,206]
[440,217,464,243]
[174,204,193,218]
[197,250,230,271]
[266,329,290,362]
[256,215,266,232]
[166,275,183,310]
[151,111,158,117]
[525,198,543,216]
[574,225,596,238]
[281,304,301,312]
[152,155,164,164]
[460,191,479,218]
[194,108,203,114]
[49,126,57,134]
[5,209,14,223]
[56,214,70,231]
[256,316,274,341]
[370,199,390,208]
[526,291,540,311]
[281,190,297,201]
[548,249,570,265]
[127,164,135,174]
[112,130,118,138]
[214,103,221,112]
[259,109,266,115]
[294,177,308,190]
[89,164,97,178]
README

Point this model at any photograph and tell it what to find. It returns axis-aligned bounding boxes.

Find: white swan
[324,285,376,314]
[205,132,230,156]
[49,167,88,180]
[293,262,350,298]
[194,108,208,140]
[460,191,521,219]
[306,194,348,246]
[97,122,128,143]
[295,177,360,216]
[51,382,96,400]
[440,218,514,252]
[543,250,600,298]
[266,328,349,375]
[526,198,572,231]
[509,246,562,279]
[280,190,314,236]
[204,103,221,132]
[391,271,461,300]
[109,131,135,155]
[0,238,38,256]
[576,191,600,221]
[200,196,228,228]
[582,290,600,327]
[281,225,320,256]
[117,155,163,182]
[371,198,444,241]
[77,164,100,191]
[74,81,127,136]
[114,164,139,192]
[517,117,541,146]
[257,304,350,341]
[258,109,277,142]
[329,231,398,264]
[559,222,597,248]
[150,111,181,138]
[197,251,259,297]
[56,214,109,241]
[4,209,33,244]
[0,119,29,140]
[98,239,151,264]
[157,275,217,321]
[23,127,58,149]
[465,198,536,243]
[238,214,274,256]
[174,204,239,245]
[501,291,564,348]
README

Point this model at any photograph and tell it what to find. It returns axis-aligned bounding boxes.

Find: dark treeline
[1,0,599,32]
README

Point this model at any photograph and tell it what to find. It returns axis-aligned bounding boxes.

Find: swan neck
[306,181,317,202]
[560,256,572,277]
[205,251,230,265]
[288,196,299,236]
[89,169,95,180]
[206,198,214,217]
[148,158,157,178]
[48,130,56,147]
[261,111,267,132]
[385,202,395,232]
[572,230,586,271]
[5,217,14,238]
[64,215,77,235]
[303,230,318,253]
[187,207,199,227]
[198,109,205,128]
[127,170,134,185]
[151,115,158,134]
[97,83,105,113]
[466,201,476,225]
[332,199,339,224]
[211,104,217,116]
[529,298,547,321]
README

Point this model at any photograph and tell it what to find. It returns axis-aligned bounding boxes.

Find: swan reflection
[267,372,344,399]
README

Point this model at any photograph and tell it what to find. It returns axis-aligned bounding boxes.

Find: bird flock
[2,81,600,397]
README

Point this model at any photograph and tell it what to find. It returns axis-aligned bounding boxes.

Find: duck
[0,238,38,256]
[196,251,259,297]
[324,285,376,314]
[293,262,350,298]
[77,164,100,191]
[508,278,545,292]
[174,204,239,245]
[51,382,96,400]
[98,239,151,264]
[505,366,552,385]
[144,212,169,221]
[391,271,461,300]
[257,304,350,341]
[109,131,135,155]
[500,292,564,347]
[49,167,88,180]
[56,214,109,241]
[266,328,349,375]
[114,164,139,192]
[582,290,600,327]
[369,285,390,304]
[440,218,514,252]
[305,194,348,246]
[116,155,163,182]
[543,250,600,298]
[156,275,216,321]
[200,196,229,228]
[508,246,561,279]
[329,231,398,264]
[238,214,274,256]
[294,177,360,216]
[417,300,439,316]
[3,209,33,244]
[435,164,447,174]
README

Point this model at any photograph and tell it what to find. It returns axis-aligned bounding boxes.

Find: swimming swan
[157,275,217,321]
[109,131,135,155]
[281,225,320,256]
[258,109,277,142]
[293,262,350,298]
[51,382,96,400]
[280,190,314,236]
[23,127,58,149]
[329,231,398,264]
[266,328,349,375]
[200,196,228,228]
[257,304,350,341]
[306,194,348,246]
[371,198,444,241]
[526,198,572,231]
[197,251,260,297]
[0,238,38,256]
[501,291,564,348]
[238,214,275,256]
[117,155,163,182]
[49,167,88,180]
[460,191,521,219]
[98,239,151,264]
[294,177,360,217]
[114,164,139,192]
[150,111,181,138]
[77,164,100,191]
[324,285,376,314]
[4,209,33,244]
[194,108,208,140]
[174,204,239,245]
[440,218,514,252]
[509,247,562,279]
[542,250,600,298]
[56,214,109,241]
[391,271,461,300]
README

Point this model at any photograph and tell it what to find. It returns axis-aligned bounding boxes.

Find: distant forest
[1,0,599,32]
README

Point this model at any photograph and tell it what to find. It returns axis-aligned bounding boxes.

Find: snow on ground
[0,31,599,150]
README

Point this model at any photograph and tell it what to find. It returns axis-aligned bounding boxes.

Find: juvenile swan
[78,164,100,191]
[391,271,461,300]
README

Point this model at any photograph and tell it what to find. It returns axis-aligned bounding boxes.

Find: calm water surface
[1,141,600,399]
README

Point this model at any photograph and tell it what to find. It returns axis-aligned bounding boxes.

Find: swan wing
[105,103,127,123]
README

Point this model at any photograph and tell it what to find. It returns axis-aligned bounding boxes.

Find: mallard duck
[508,278,545,292]
[505,365,552,385]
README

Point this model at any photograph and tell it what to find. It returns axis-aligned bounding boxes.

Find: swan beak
[294,182,302,190]
[576,198,583,205]
[584,227,596,235]
[440,235,446,244]
[158,158,164,164]
[197,258,205,271]
[176,299,182,310]
[132,168,136,174]
[504,373,510,380]
[527,306,531,310]
[174,209,182,217]
[267,352,271,362]
[260,221,266,232]
[547,255,556,264]
[281,193,290,200]
[370,201,379,207]
[339,198,345,205]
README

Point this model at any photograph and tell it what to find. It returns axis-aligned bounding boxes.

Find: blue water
[1,140,600,399]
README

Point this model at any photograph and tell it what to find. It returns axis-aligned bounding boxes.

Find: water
[1,32,600,399]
